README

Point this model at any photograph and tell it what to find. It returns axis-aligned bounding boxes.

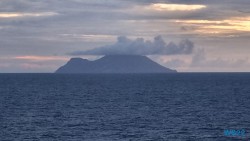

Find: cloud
[150,48,250,72]
[0,56,66,73]
[191,49,250,69]
[0,12,57,18]
[69,36,194,55]
[147,3,206,11]
[14,55,68,62]
[174,16,250,36]
[0,0,250,72]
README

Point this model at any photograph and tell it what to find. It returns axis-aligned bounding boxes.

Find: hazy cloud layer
[191,49,250,68]
[70,36,194,55]
[149,49,250,72]
[1,0,250,72]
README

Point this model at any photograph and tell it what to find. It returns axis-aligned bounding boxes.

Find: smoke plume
[70,35,194,55]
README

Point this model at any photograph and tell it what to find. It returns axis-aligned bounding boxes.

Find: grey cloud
[0,0,246,22]
[126,0,250,20]
[162,59,186,68]
[0,0,30,12]
[1,0,250,72]
[0,0,247,29]
[191,49,249,68]
[137,0,250,5]
[69,36,194,55]
[0,0,130,12]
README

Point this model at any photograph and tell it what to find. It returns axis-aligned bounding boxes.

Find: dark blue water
[0,73,250,140]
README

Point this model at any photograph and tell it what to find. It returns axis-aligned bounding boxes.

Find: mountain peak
[69,57,88,62]
[55,55,177,73]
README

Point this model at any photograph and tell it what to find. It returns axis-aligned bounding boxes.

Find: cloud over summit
[70,36,194,55]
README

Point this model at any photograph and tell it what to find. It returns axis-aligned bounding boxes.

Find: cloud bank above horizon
[0,0,250,72]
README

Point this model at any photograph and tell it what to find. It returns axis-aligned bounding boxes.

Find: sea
[0,73,249,140]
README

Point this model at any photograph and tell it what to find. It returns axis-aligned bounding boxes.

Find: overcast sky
[0,0,250,72]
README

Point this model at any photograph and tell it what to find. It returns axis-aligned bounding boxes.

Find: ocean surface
[0,73,249,140]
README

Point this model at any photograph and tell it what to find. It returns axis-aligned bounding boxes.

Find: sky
[0,0,250,72]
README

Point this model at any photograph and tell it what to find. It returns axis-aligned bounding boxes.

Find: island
[55,55,177,73]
